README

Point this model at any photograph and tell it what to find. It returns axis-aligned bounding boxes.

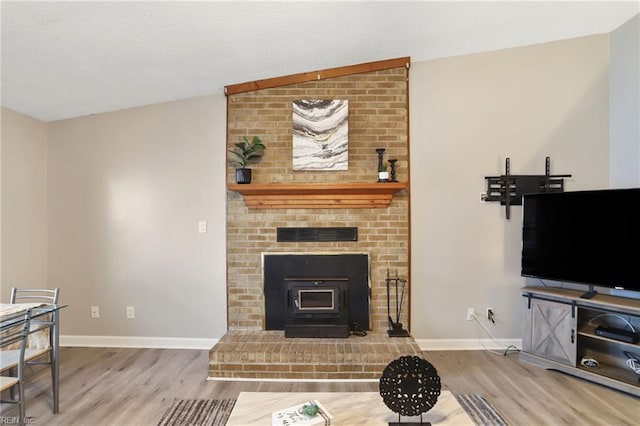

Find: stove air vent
[277,227,358,242]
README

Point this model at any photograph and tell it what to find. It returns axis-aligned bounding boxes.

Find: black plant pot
[235,168,252,184]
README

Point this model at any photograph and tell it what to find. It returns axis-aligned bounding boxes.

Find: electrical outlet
[466,308,475,321]
[91,306,99,319]
[126,306,135,319]
[487,307,495,324]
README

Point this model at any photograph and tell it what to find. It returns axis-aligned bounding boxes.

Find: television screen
[521,188,640,292]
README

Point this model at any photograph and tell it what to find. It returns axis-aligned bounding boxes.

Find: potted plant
[228,136,265,184]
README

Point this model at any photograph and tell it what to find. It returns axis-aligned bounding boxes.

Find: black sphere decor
[379,355,441,422]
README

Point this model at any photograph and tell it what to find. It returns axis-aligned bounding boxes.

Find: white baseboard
[415,338,522,351]
[60,335,218,350]
[60,335,520,352]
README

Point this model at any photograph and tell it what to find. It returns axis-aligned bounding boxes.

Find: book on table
[271,400,333,426]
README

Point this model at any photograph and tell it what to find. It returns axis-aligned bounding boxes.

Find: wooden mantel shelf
[227,182,408,209]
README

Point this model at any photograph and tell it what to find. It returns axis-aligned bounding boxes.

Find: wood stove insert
[284,279,349,338]
[263,253,370,337]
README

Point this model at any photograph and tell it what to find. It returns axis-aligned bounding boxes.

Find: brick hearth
[209,329,421,380]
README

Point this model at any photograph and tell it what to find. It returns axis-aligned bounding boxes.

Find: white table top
[0,303,45,318]
[226,390,474,425]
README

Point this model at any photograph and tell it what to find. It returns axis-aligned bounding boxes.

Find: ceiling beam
[224,57,410,96]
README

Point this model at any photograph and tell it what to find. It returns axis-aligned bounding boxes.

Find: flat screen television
[521,188,640,297]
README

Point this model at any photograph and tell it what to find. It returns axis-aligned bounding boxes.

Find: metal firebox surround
[296,289,336,311]
[261,252,371,330]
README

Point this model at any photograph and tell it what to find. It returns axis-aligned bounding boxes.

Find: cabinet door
[523,297,576,366]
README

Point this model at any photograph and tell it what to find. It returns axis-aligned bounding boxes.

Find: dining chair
[0,308,33,424]
[10,288,59,305]
[7,288,60,407]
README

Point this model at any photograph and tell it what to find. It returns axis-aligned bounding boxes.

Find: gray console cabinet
[521,286,640,397]
[523,296,576,366]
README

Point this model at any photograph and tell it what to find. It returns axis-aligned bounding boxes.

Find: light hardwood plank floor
[1,347,638,425]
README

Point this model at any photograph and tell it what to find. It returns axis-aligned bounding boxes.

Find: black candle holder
[376,148,389,182]
[388,159,398,182]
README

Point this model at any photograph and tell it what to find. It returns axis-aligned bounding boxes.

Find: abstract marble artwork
[292,100,348,170]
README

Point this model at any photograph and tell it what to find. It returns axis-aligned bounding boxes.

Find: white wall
[409,35,610,345]
[46,95,228,345]
[1,107,48,300]
[609,13,640,187]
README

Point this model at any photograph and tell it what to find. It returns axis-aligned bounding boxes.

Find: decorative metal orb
[379,355,442,417]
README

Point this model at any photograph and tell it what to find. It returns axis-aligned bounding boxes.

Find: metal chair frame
[0,308,33,424]
[8,288,60,413]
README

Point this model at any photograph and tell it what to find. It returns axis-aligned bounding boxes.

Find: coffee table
[225,391,474,425]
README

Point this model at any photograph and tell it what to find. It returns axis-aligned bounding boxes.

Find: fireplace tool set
[386,269,410,337]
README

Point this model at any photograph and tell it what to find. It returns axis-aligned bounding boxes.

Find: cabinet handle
[571,329,575,344]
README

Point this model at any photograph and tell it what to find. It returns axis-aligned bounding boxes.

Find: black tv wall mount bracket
[482,157,571,219]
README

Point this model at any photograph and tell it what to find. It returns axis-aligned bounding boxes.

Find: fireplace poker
[386,269,393,330]
[397,278,407,324]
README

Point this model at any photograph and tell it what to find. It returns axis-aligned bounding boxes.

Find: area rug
[454,394,508,426]
[158,394,507,425]
[157,399,236,426]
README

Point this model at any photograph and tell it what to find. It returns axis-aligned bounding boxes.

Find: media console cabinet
[521,286,640,397]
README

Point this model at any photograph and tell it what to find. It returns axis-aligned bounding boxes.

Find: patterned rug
[157,399,236,426]
[158,394,507,425]
[455,394,508,426]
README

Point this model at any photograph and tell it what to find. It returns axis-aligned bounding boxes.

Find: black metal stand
[580,284,598,299]
[483,156,571,219]
[389,413,428,426]
[386,269,410,337]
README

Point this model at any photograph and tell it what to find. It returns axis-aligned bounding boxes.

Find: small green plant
[228,136,265,169]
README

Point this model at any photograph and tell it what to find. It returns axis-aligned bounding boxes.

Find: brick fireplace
[210,58,418,379]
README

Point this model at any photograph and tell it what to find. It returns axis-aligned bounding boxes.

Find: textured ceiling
[1,1,638,122]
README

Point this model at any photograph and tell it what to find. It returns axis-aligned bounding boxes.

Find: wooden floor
[1,347,638,425]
